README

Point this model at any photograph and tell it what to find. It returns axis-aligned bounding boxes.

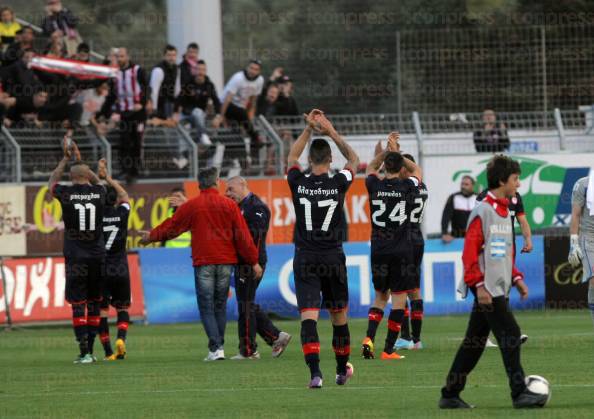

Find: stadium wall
[136,238,545,324]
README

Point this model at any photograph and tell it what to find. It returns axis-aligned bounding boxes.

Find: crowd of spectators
[0,1,302,180]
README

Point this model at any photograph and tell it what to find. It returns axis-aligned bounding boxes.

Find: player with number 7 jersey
[287,109,359,389]
[97,158,132,361]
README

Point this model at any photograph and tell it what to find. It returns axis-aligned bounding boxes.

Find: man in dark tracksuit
[441,176,477,242]
[226,176,292,359]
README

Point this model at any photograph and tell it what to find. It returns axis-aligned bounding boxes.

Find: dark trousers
[225,103,261,165]
[118,111,146,179]
[235,265,280,356]
[442,294,526,400]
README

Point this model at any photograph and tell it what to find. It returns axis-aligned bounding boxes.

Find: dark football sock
[400,303,411,341]
[365,307,384,341]
[332,324,351,375]
[410,299,424,343]
[72,303,88,356]
[384,309,405,354]
[86,302,101,355]
[99,316,113,357]
[301,319,321,379]
[117,310,130,341]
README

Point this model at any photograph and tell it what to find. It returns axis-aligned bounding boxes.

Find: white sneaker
[486,338,498,347]
[214,348,225,360]
[200,133,213,146]
[230,351,260,360]
[204,351,219,362]
[203,349,225,362]
[271,332,292,358]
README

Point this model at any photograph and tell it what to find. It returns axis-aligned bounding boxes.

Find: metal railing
[1,108,593,183]
[105,125,196,181]
[6,127,106,183]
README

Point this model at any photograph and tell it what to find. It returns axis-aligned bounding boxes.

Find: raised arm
[366,150,388,176]
[49,135,79,192]
[98,158,129,202]
[317,114,359,172]
[386,131,422,181]
[48,156,69,193]
[287,109,322,168]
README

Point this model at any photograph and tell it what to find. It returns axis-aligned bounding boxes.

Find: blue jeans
[180,108,207,142]
[194,264,233,352]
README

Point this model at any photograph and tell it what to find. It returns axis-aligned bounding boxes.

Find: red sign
[0,254,145,325]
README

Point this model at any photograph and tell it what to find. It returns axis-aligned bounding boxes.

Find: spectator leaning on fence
[175,59,221,146]
[150,44,180,120]
[101,47,152,183]
[139,167,262,362]
[473,109,510,153]
[0,7,21,51]
[441,175,477,243]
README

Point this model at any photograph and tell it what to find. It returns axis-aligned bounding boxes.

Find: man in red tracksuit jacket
[140,167,262,361]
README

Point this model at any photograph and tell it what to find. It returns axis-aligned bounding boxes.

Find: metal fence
[1,109,592,183]
[236,24,594,115]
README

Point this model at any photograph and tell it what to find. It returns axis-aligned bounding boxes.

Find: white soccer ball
[525,375,551,406]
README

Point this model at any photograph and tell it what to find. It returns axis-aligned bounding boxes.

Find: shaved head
[225,176,250,203]
[70,163,91,183]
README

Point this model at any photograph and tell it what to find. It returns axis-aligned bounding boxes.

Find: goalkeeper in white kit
[568,170,594,327]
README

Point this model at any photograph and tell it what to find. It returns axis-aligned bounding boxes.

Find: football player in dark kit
[49,137,106,364]
[361,132,423,360]
[96,158,132,360]
[287,109,359,389]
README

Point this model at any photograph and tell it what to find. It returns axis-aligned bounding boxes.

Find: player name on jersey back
[103,203,130,258]
[367,175,424,255]
[288,168,353,252]
[53,183,106,259]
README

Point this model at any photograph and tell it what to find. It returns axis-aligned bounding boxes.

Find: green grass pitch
[1,310,593,419]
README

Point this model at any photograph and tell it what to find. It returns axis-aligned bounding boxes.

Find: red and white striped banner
[30,56,118,80]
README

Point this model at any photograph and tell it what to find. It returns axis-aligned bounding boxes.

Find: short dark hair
[309,139,332,165]
[105,186,118,206]
[487,155,521,189]
[164,44,177,54]
[21,26,34,34]
[198,167,218,190]
[187,42,199,50]
[462,175,476,185]
[402,153,415,163]
[197,59,206,65]
[77,42,90,53]
[384,152,404,174]
[170,186,185,194]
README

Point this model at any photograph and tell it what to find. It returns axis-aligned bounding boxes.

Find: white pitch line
[1,384,593,399]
